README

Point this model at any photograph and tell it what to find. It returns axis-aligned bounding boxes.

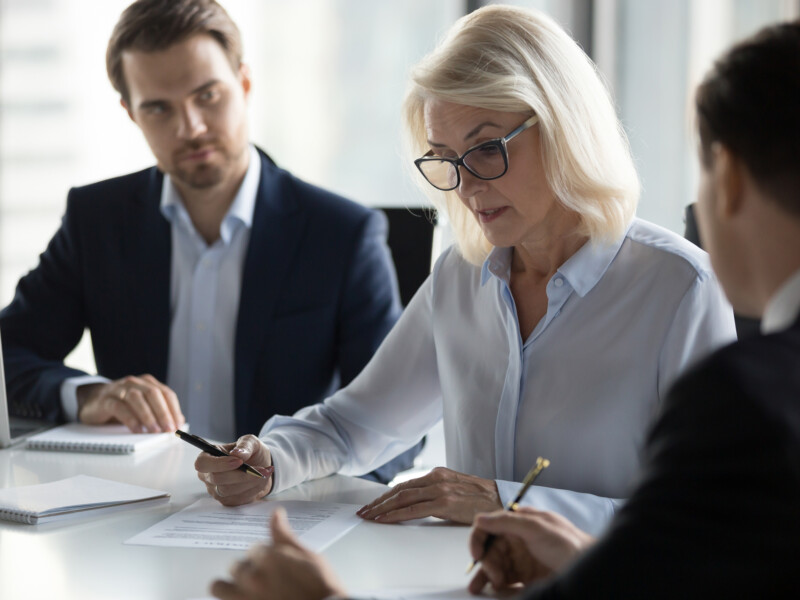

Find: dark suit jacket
[523,315,800,598]
[0,148,420,482]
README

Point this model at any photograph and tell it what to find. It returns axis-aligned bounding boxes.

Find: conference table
[0,438,475,600]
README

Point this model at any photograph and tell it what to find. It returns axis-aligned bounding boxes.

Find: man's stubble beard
[171,139,248,190]
[173,162,227,190]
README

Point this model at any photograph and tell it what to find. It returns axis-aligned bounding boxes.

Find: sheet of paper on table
[125,497,361,551]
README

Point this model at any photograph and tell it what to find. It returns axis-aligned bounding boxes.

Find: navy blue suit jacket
[0,148,420,482]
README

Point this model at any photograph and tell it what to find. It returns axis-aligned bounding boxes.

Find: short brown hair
[696,20,800,216]
[107,0,243,104]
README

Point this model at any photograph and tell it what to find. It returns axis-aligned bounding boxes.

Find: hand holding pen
[176,430,270,478]
[466,458,596,595]
[467,457,550,573]
[186,432,276,506]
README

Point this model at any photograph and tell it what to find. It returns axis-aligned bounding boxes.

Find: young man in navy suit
[209,19,800,600]
[0,0,420,483]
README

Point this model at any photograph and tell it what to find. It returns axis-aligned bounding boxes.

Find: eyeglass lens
[418,141,507,190]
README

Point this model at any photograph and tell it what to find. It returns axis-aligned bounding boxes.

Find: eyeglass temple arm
[504,114,539,142]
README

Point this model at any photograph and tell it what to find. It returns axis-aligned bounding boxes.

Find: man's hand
[468,507,595,594]
[195,435,274,506]
[356,467,502,524]
[77,374,185,433]
[210,508,347,600]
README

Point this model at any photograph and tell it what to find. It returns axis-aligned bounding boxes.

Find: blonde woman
[196,5,735,535]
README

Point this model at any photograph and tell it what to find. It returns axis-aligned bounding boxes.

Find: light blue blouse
[261,218,736,534]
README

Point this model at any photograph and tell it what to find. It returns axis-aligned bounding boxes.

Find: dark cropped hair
[107,0,243,104]
[696,20,800,216]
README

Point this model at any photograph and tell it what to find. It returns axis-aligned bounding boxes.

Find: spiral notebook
[0,475,169,525]
[25,423,176,454]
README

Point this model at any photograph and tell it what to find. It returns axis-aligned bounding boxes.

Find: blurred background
[0,0,798,376]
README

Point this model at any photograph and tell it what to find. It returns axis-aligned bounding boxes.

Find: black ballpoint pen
[174,430,271,479]
[466,456,551,573]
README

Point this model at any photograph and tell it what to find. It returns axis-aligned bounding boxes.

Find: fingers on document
[366,496,440,523]
[357,469,434,514]
[359,467,487,523]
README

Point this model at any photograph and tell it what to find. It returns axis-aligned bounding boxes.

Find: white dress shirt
[61,145,260,442]
[260,218,737,535]
[761,268,800,334]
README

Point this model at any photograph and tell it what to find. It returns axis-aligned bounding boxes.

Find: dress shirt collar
[761,267,800,334]
[160,144,260,245]
[480,221,630,297]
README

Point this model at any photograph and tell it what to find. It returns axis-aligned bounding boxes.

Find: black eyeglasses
[414,115,539,191]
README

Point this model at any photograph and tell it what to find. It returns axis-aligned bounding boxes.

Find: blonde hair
[403,5,640,265]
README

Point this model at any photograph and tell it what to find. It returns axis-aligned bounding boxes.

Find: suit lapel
[234,151,305,433]
[123,168,171,381]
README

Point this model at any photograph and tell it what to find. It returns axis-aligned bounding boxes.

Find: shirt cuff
[495,480,622,537]
[60,375,111,422]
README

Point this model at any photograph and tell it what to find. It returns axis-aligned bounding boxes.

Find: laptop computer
[0,329,55,448]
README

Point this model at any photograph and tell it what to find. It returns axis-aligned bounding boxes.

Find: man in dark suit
[208,19,800,600]
[465,19,800,599]
[0,0,419,483]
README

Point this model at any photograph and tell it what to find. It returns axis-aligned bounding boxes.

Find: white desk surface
[0,439,473,600]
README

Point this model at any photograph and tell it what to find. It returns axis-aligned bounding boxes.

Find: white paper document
[125,497,361,551]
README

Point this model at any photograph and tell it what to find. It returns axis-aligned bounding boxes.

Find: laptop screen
[0,329,53,448]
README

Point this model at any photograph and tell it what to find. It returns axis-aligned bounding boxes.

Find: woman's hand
[467,507,595,594]
[211,508,347,600]
[195,434,274,506]
[357,467,502,524]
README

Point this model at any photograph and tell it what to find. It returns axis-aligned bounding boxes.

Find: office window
[606,0,798,234]
[479,0,799,234]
